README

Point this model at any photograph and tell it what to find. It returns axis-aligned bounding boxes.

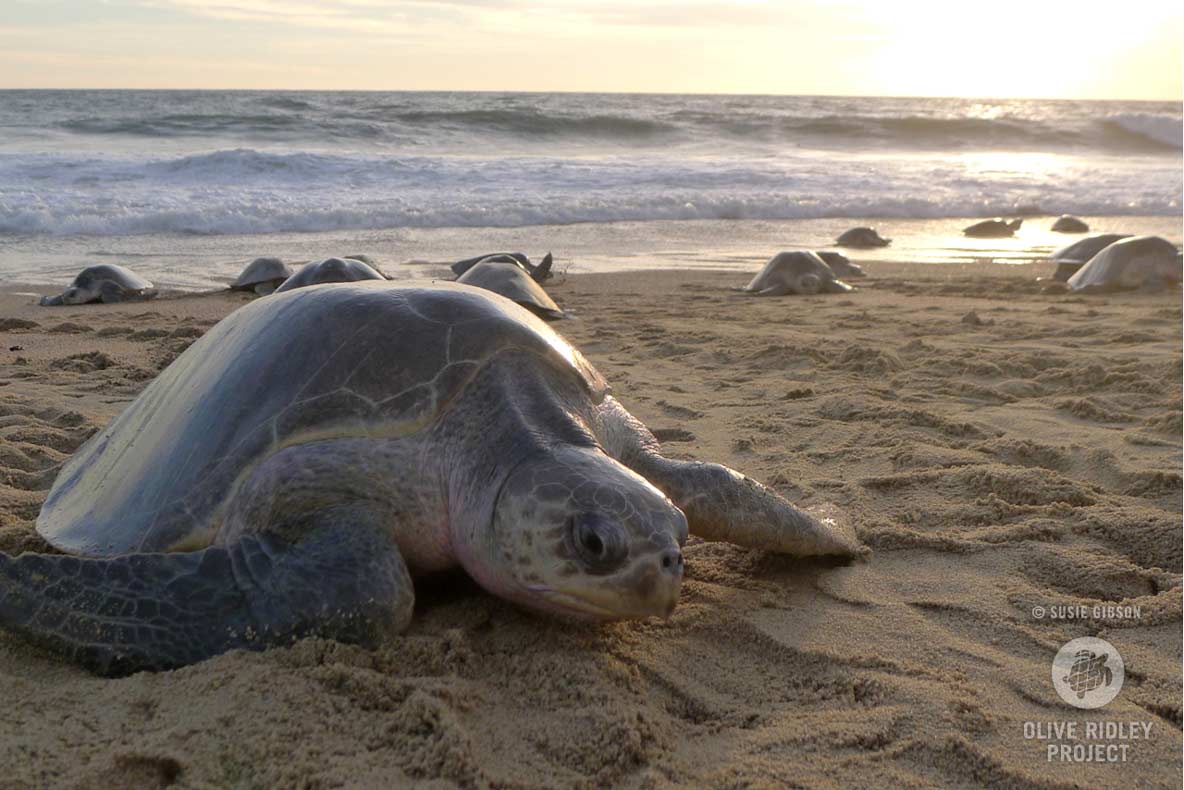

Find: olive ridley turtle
[230,257,293,295]
[274,257,386,293]
[741,251,854,296]
[39,264,155,306]
[452,252,554,282]
[0,282,860,674]
[1066,235,1181,292]
[1046,233,1131,282]
[1051,215,1089,233]
[963,218,1022,238]
[343,254,379,268]
[816,251,866,279]
[457,258,565,321]
[834,228,890,248]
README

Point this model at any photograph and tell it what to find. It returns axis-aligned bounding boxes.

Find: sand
[0,261,1180,789]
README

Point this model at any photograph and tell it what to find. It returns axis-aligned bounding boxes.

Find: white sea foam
[0,91,1178,237]
[0,146,1178,237]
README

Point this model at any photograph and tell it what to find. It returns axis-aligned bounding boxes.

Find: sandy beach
[0,259,1179,788]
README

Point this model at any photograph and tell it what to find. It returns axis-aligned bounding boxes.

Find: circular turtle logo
[1052,637,1124,709]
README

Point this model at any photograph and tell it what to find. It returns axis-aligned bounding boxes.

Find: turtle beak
[535,543,684,621]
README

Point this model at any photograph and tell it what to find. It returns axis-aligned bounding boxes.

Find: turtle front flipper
[0,506,413,675]
[598,397,864,559]
[630,456,863,558]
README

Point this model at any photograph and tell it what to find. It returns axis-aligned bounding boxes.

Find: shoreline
[3,214,1180,292]
[1,264,1180,787]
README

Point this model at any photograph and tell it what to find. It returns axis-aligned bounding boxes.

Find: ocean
[0,90,1180,289]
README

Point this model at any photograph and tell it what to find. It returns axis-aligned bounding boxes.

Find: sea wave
[57,114,309,138]
[389,108,673,139]
[0,146,1177,236]
[34,97,1182,155]
[1103,112,1182,149]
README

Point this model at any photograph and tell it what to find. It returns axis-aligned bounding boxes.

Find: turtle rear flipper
[531,252,554,283]
[0,507,413,675]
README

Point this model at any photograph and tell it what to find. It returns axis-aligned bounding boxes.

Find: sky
[1,0,1181,99]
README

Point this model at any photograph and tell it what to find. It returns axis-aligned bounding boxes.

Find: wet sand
[0,261,1180,788]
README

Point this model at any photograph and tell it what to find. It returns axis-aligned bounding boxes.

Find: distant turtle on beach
[39,264,155,306]
[230,257,293,296]
[834,228,891,248]
[1046,233,1132,282]
[0,282,860,674]
[274,256,386,293]
[343,254,380,268]
[963,218,1022,238]
[452,252,554,282]
[1051,215,1089,234]
[1065,235,1181,292]
[815,251,866,279]
[741,251,854,296]
[457,259,565,320]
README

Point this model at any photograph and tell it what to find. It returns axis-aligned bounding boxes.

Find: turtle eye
[568,514,627,573]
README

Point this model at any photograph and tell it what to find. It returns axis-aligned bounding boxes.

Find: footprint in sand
[48,322,93,334]
[50,352,114,373]
[0,319,39,331]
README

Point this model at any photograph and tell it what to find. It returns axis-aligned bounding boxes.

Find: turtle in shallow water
[741,251,854,296]
[0,282,860,675]
[834,227,890,248]
[230,257,293,296]
[452,252,553,282]
[963,218,1022,238]
[39,264,155,306]
[1046,233,1131,282]
[275,256,386,293]
[1051,215,1089,233]
[457,258,565,320]
[1066,235,1181,292]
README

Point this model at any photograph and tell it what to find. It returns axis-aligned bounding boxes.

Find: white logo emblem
[1052,637,1124,709]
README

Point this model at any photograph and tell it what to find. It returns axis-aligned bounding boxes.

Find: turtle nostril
[660,548,683,575]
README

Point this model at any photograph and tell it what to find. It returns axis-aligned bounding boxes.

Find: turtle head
[59,285,94,305]
[462,447,687,621]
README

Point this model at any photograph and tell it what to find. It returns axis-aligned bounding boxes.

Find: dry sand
[0,261,1180,789]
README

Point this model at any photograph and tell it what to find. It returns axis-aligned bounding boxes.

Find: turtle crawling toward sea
[1051,215,1089,233]
[230,257,293,296]
[1065,235,1181,292]
[457,258,566,320]
[834,227,890,248]
[0,282,860,675]
[275,256,386,292]
[1045,233,1131,282]
[39,264,155,306]
[452,252,554,282]
[816,251,866,279]
[741,251,854,296]
[964,218,1022,238]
